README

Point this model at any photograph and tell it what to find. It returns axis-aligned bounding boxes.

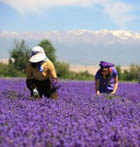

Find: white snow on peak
[0,30,140,41]
[67,29,140,40]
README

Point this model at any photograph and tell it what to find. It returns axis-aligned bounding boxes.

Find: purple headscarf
[99,61,114,69]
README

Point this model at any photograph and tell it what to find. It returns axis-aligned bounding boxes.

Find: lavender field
[0,78,140,147]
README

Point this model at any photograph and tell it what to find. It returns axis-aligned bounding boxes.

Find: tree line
[0,40,94,80]
[0,39,140,81]
[116,65,140,82]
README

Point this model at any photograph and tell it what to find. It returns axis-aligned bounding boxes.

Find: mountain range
[0,30,140,65]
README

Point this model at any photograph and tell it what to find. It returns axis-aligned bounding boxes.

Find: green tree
[116,65,122,80]
[38,40,56,63]
[7,39,97,80]
[129,64,140,80]
[0,62,24,77]
[55,61,70,79]
[9,40,30,72]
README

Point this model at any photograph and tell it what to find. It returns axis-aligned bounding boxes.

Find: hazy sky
[0,0,140,65]
[0,0,140,32]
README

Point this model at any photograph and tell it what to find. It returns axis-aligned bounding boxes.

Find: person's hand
[95,91,100,98]
[96,91,100,96]
[32,88,41,98]
[51,92,58,100]
[52,78,58,84]
[110,91,115,96]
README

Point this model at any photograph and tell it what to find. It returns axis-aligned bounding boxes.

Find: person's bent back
[95,61,118,96]
[26,46,58,99]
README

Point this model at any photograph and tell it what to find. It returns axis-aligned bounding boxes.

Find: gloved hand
[33,88,39,97]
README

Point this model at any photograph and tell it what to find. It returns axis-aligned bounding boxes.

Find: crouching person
[26,46,58,99]
[95,61,118,96]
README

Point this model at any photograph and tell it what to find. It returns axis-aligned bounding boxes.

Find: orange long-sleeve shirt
[26,59,57,81]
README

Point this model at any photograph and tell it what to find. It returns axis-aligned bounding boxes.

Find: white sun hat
[29,53,47,63]
[29,46,47,63]
[31,46,46,55]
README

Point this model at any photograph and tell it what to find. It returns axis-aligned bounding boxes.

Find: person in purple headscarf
[95,61,119,96]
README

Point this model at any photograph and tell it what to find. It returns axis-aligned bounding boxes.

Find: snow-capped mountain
[0,30,140,65]
[1,29,140,40]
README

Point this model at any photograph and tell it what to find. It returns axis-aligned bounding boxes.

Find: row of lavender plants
[0,78,140,147]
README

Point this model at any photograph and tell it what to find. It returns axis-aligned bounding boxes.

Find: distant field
[0,59,9,64]
[70,64,129,75]
[0,59,129,75]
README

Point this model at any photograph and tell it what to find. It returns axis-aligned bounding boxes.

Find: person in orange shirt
[26,46,58,99]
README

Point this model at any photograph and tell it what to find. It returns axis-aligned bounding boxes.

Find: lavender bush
[0,78,139,147]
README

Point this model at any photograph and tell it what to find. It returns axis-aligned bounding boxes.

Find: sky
[0,0,140,65]
[0,0,140,32]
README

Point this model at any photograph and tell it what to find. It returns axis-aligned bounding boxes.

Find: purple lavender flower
[0,78,139,146]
